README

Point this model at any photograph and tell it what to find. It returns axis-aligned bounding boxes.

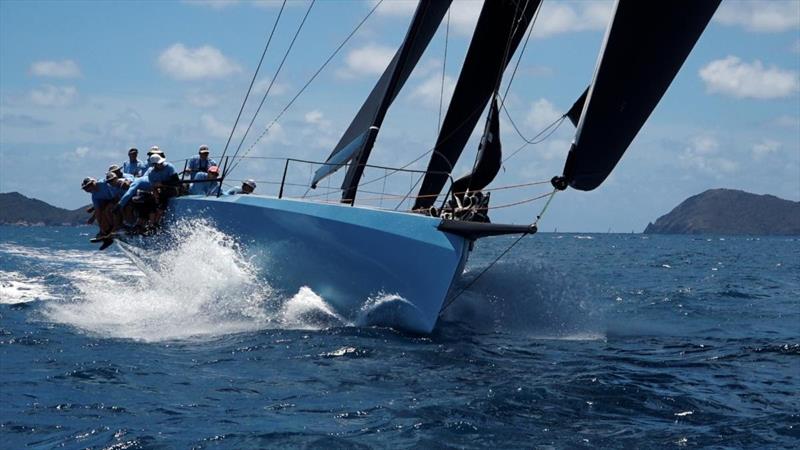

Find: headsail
[449,96,502,198]
[311,0,452,201]
[561,0,721,191]
[413,0,541,211]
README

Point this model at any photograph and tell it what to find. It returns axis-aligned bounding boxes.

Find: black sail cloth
[561,0,721,191]
[413,0,541,211]
[311,0,452,203]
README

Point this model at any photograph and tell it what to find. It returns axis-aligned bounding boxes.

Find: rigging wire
[437,9,450,134]
[438,188,559,315]
[225,0,385,176]
[225,0,315,177]
[218,0,287,166]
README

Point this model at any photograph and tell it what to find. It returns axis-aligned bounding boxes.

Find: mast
[559,0,721,191]
[311,0,452,203]
[413,0,541,211]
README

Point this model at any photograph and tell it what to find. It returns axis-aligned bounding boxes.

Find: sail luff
[413,0,541,210]
[562,0,721,191]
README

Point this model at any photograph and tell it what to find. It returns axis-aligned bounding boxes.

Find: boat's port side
[168,194,469,333]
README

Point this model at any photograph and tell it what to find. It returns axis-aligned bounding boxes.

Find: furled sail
[561,0,721,191]
[311,0,452,201]
[449,96,502,199]
[413,0,541,211]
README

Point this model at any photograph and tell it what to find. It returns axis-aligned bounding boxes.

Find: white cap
[148,145,160,154]
[199,145,209,153]
[243,179,257,189]
[149,154,165,165]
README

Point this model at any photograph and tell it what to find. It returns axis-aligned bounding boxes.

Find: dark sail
[413,0,541,210]
[450,96,502,198]
[311,0,452,199]
[566,86,589,127]
[562,0,721,191]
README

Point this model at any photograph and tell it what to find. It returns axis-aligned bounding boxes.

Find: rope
[226,0,384,176]
[226,0,314,176]
[218,0,286,165]
[437,9,450,134]
[439,188,558,315]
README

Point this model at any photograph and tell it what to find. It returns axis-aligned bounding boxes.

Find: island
[0,192,89,226]
[644,188,800,235]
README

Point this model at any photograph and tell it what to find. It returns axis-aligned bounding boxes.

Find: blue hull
[167,195,470,333]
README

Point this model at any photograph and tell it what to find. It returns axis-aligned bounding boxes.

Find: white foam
[0,271,55,303]
[44,221,276,342]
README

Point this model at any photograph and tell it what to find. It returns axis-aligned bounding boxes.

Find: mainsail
[413,0,541,211]
[311,0,452,203]
[560,0,721,191]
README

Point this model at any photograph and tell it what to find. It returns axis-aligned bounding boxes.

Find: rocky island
[644,189,800,235]
[0,192,88,226]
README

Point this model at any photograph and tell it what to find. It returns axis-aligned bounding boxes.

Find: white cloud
[75,146,90,158]
[304,109,331,129]
[409,74,456,109]
[534,1,613,38]
[338,44,394,78]
[714,0,800,33]
[372,0,416,17]
[679,135,738,175]
[525,98,561,131]
[158,43,241,80]
[29,85,78,107]
[186,91,220,108]
[29,60,81,78]
[253,76,289,96]
[181,0,239,9]
[448,1,483,36]
[752,139,782,160]
[201,114,233,138]
[699,56,799,99]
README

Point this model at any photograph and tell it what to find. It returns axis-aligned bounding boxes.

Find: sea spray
[45,220,276,341]
[440,259,606,339]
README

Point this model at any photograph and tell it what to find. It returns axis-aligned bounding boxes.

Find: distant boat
[140,0,720,333]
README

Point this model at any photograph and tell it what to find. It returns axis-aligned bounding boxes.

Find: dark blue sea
[1,225,798,449]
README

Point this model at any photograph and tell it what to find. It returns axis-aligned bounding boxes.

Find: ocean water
[1,224,798,449]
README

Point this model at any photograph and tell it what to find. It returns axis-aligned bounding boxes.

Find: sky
[0,0,798,232]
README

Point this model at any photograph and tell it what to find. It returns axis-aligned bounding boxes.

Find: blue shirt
[188,156,217,178]
[143,162,178,184]
[122,159,146,177]
[90,180,116,209]
[189,172,220,196]
[118,177,153,208]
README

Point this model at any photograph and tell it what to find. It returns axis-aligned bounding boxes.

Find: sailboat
[157,0,720,333]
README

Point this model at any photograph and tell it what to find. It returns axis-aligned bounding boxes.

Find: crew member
[189,165,221,196]
[122,147,145,177]
[108,164,134,181]
[81,176,119,237]
[117,154,180,227]
[226,179,256,195]
[186,145,217,179]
